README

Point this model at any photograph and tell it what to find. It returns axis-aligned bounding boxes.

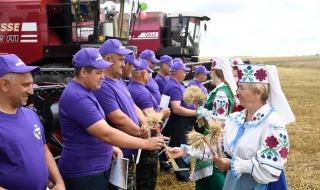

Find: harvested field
[155,56,320,190]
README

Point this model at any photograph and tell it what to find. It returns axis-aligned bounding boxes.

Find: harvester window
[187,18,201,48]
[170,18,187,47]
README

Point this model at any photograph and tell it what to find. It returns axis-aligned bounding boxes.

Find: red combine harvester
[130,12,211,63]
[0,0,213,162]
[0,0,137,83]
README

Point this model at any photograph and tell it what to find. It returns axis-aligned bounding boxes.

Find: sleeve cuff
[180,144,193,164]
[231,155,253,180]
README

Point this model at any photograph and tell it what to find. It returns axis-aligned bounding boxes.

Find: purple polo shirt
[120,78,127,87]
[92,77,139,156]
[0,108,48,190]
[128,81,158,110]
[146,76,161,105]
[58,80,113,177]
[163,77,196,110]
[154,74,170,94]
[188,79,208,95]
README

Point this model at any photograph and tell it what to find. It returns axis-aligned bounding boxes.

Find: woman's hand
[213,156,231,171]
[167,147,188,159]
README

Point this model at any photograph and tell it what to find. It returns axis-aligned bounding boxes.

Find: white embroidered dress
[184,104,289,190]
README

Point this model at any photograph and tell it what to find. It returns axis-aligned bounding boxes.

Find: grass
[155,56,320,190]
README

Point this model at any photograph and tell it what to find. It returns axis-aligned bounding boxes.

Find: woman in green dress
[187,57,238,190]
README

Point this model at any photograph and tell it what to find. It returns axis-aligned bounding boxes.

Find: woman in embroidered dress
[169,64,295,190]
[190,57,238,190]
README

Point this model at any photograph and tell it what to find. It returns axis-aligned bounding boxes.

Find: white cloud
[141,0,320,56]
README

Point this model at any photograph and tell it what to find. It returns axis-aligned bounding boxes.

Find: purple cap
[170,60,191,72]
[173,58,182,63]
[195,66,210,74]
[160,55,173,67]
[134,59,154,73]
[139,49,160,64]
[0,54,40,77]
[99,39,132,56]
[73,48,112,69]
[125,52,141,66]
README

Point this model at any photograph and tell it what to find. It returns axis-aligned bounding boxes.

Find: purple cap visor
[73,48,112,69]
[0,54,40,77]
[125,53,141,67]
[160,55,173,67]
[195,66,210,74]
[99,39,132,56]
[134,59,154,73]
[140,49,160,64]
[170,61,191,72]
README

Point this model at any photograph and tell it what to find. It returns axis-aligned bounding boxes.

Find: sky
[142,0,320,57]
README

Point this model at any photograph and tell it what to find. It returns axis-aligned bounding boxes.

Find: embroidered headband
[238,64,295,125]
[230,58,244,67]
[237,64,269,84]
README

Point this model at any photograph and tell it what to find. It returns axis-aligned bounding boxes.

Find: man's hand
[140,127,151,139]
[0,186,8,190]
[213,156,231,171]
[160,108,171,119]
[144,136,169,150]
[112,146,123,160]
[51,183,66,190]
[167,147,188,159]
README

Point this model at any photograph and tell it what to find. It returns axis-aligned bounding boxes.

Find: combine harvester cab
[130,11,213,90]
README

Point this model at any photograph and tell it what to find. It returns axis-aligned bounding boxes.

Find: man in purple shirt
[93,39,152,190]
[163,60,198,182]
[0,54,65,190]
[154,55,172,94]
[188,65,210,95]
[58,48,167,190]
[127,58,171,190]
[139,49,162,104]
[120,50,141,87]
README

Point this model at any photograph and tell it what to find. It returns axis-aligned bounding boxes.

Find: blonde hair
[212,69,235,99]
[249,83,270,104]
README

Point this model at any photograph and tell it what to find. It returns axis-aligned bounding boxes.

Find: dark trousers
[63,169,111,190]
[169,114,196,181]
[136,130,159,190]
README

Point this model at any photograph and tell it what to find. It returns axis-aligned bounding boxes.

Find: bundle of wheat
[142,112,163,133]
[183,85,207,107]
[183,85,207,128]
[207,120,224,158]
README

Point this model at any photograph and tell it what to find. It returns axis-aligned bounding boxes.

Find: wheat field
[155,56,320,190]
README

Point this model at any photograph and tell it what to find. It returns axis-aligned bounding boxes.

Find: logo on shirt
[33,124,42,140]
